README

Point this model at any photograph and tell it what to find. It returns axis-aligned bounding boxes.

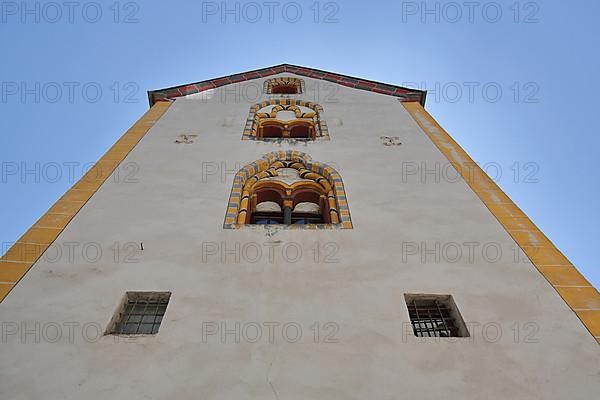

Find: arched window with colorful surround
[224,151,352,229]
[256,104,316,139]
[264,77,305,95]
[243,99,329,141]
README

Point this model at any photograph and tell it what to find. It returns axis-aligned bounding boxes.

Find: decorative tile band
[224,151,352,230]
[243,99,329,141]
[148,64,426,106]
[402,101,600,344]
[0,102,172,303]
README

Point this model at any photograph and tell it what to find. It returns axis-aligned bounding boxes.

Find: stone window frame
[224,151,352,230]
[242,99,330,141]
[263,77,305,94]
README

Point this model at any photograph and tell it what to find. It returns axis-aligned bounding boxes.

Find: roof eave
[147,63,427,107]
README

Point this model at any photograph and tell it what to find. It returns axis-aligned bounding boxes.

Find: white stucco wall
[1,73,598,400]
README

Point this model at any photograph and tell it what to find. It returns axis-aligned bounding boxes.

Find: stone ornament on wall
[174,134,197,144]
[224,151,352,229]
[381,136,402,146]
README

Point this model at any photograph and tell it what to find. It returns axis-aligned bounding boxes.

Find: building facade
[1,65,599,399]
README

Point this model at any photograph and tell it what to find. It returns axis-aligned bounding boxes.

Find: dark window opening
[289,125,313,139]
[291,213,324,225]
[404,294,469,338]
[272,85,299,94]
[262,125,284,138]
[251,212,284,225]
[107,292,171,335]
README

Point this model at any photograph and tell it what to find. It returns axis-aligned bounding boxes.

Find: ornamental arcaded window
[243,99,329,141]
[224,151,352,229]
[264,77,305,94]
[257,104,316,139]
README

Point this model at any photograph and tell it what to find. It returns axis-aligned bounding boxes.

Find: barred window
[107,292,171,335]
[404,294,469,338]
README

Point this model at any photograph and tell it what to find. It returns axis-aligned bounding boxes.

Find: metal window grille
[109,292,171,335]
[406,296,465,338]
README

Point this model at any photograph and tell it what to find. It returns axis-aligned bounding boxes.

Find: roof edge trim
[147,63,427,107]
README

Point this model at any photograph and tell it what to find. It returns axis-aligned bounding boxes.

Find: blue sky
[1,0,599,286]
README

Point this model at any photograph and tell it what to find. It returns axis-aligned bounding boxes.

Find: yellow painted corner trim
[402,101,600,343]
[0,101,172,303]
